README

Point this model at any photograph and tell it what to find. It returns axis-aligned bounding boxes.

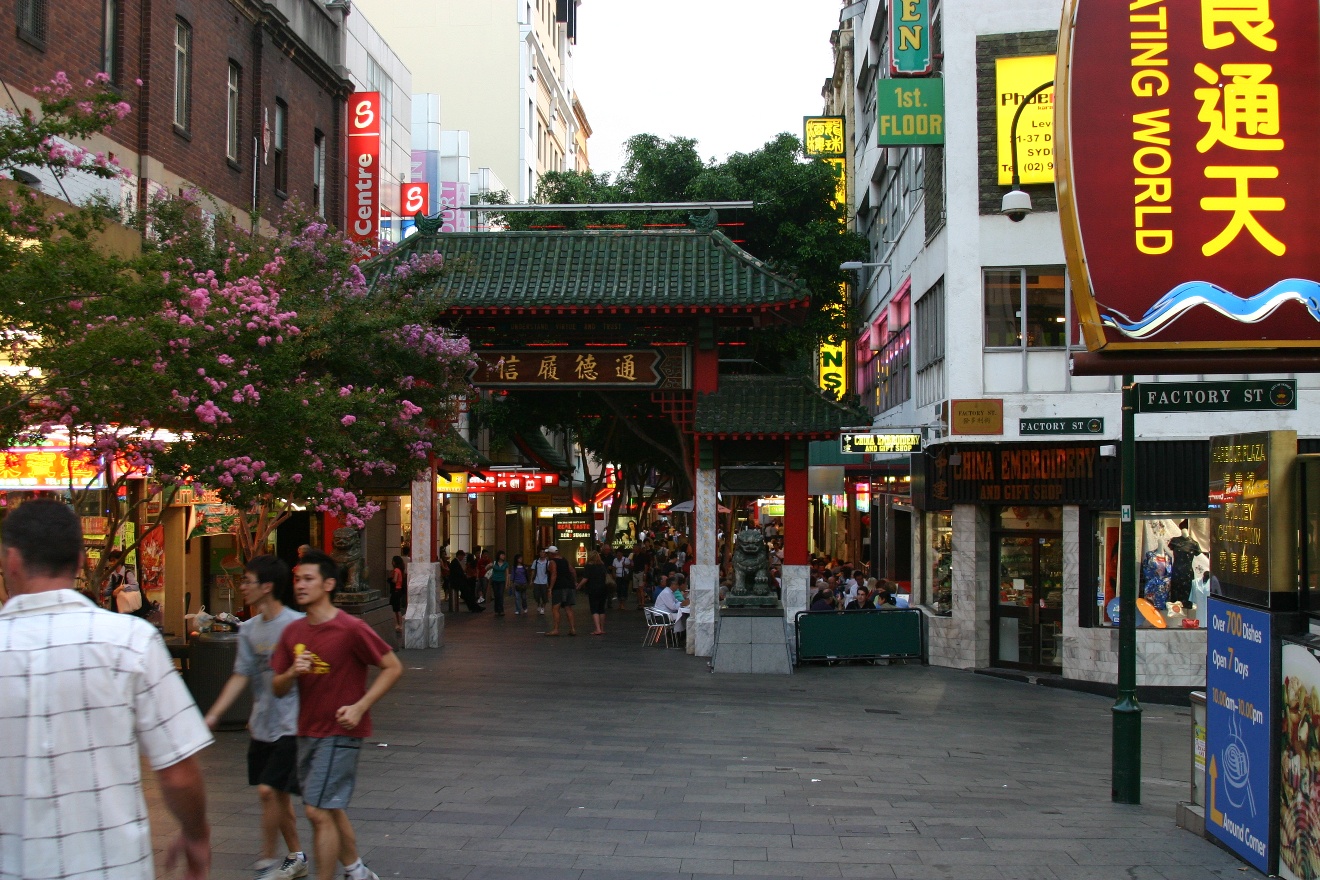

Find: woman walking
[579,550,610,636]
[390,555,407,633]
[510,553,529,615]
[451,550,483,612]
[489,550,509,616]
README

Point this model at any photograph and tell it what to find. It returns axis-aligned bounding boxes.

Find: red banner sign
[401,182,428,217]
[1059,1,1320,350]
[467,470,561,493]
[347,92,381,249]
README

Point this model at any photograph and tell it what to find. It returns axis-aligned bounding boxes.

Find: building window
[173,18,192,131]
[226,62,241,163]
[273,100,287,195]
[364,56,393,180]
[312,130,326,217]
[16,0,46,48]
[102,0,118,82]
[915,279,946,406]
[983,267,1067,349]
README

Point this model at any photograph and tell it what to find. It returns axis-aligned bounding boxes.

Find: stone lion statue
[331,527,367,593]
[730,527,771,598]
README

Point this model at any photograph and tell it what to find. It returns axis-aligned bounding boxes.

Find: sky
[572,0,846,178]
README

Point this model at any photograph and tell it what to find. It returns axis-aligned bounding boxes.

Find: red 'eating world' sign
[1057,1,1320,351]
[347,92,381,249]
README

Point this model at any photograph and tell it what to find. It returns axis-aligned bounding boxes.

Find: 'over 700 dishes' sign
[1057,2,1320,350]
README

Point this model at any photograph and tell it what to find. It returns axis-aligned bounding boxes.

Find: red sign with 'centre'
[347,92,381,250]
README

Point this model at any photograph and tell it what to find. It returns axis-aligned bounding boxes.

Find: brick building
[1,0,352,224]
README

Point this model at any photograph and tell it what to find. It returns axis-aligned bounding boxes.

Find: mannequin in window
[1167,519,1202,607]
[1189,553,1217,612]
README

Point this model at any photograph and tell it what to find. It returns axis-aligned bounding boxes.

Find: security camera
[1001,189,1032,222]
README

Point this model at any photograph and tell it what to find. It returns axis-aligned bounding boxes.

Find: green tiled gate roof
[694,375,870,438]
[366,229,808,311]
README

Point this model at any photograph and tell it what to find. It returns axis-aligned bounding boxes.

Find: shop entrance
[991,507,1063,672]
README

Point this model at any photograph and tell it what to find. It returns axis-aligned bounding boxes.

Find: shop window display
[1095,514,1211,629]
[928,512,952,615]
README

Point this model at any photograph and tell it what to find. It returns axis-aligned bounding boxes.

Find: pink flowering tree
[4,188,473,578]
[0,70,132,184]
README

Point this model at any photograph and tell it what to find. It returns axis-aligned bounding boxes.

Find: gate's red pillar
[783,439,809,566]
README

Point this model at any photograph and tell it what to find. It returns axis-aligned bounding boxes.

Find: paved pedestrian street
[149,606,1253,880]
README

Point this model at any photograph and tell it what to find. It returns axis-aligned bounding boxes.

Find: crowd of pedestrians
[0,499,403,880]
[434,527,700,640]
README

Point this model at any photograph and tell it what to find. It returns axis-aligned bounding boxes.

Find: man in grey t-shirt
[205,555,309,880]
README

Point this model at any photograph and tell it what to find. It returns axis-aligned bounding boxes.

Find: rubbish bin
[187,632,249,731]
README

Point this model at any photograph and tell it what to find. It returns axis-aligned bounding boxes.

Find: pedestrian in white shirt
[0,499,213,880]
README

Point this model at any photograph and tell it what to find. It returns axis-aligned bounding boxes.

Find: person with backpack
[530,548,551,616]
[509,553,530,615]
[488,550,509,616]
[544,546,577,637]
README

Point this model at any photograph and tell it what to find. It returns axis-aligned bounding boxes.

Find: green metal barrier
[795,609,925,663]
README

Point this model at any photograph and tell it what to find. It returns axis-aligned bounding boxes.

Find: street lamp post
[1113,374,1142,803]
[1001,80,1054,221]
[1000,79,1142,804]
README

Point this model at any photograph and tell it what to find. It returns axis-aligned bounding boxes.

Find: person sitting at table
[873,579,895,606]
[653,574,689,646]
[810,587,836,612]
[845,587,871,611]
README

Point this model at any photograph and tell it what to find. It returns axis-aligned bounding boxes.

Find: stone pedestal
[690,563,719,657]
[403,561,444,649]
[713,606,792,674]
[780,564,809,664]
[336,596,395,646]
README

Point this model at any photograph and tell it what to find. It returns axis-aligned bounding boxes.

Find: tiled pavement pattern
[147,605,1255,880]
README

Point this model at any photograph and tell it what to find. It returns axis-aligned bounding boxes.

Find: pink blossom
[341,414,356,427]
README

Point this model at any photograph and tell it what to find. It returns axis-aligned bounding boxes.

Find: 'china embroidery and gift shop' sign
[1058,2,1320,350]
[346,92,381,249]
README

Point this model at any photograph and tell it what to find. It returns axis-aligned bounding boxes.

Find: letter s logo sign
[353,99,375,132]
[404,184,425,214]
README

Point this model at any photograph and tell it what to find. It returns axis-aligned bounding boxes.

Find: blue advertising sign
[1205,597,1274,872]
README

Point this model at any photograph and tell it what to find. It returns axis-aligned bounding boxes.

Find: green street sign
[876,80,944,145]
[1019,418,1104,436]
[889,0,932,76]
[1135,380,1296,413]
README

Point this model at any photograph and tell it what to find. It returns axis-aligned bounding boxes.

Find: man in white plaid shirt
[0,500,213,879]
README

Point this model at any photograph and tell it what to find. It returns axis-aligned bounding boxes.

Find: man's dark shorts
[248,735,301,794]
[552,587,577,607]
[298,735,362,809]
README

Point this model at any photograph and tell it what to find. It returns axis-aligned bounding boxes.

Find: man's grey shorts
[552,587,577,607]
[297,735,362,809]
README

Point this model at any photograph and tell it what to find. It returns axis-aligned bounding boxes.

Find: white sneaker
[344,868,380,880]
[276,853,308,880]
[253,860,279,880]
[538,607,545,615]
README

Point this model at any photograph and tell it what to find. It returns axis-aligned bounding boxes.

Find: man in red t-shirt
[272,550,402,880]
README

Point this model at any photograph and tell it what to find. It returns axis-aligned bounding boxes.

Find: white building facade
[836,0,1320,690]
[350,0,588,203]
[342,5,413,245]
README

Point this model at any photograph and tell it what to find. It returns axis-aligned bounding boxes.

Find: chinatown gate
[366,215,864,663]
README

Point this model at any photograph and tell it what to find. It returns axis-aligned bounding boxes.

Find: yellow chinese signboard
[996,55,1055,185]
[803,117,845,158]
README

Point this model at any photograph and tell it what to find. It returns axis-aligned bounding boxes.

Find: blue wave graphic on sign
[1100,279,1320,339]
